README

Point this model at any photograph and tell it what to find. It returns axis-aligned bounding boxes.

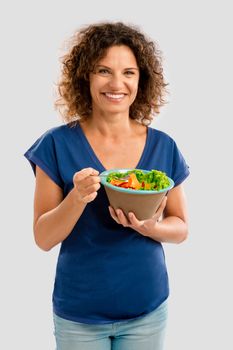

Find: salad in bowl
[100,168,174,220]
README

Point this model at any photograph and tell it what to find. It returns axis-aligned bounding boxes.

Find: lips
[103,92,126,100]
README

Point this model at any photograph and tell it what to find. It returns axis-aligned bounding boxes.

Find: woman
[24,22,189,350]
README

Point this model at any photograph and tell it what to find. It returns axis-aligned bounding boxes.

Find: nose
[108,73,124,90]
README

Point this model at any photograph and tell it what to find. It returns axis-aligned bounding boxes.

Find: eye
[97,68,111,75]
[124,70,135,76]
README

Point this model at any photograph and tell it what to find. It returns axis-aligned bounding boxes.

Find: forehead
[97,45,138,66]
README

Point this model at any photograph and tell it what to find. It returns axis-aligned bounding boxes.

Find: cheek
[89,77,105,98]
[89,75,99,95]
[89,82,99,99]
[130,80,139,96]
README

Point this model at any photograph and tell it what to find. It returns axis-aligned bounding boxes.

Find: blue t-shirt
[24,122,190,324]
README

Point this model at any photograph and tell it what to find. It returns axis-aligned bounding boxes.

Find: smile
[103,93,125,100]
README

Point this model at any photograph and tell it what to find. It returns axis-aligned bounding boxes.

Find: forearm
[34,189,86,251]
[148,216,188,244]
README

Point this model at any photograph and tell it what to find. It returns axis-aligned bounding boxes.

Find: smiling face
[89,45,140,116]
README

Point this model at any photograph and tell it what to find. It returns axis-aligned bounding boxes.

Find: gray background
[1,0,232,349]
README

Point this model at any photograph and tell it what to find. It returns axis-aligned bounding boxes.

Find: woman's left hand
[108,196,167,238]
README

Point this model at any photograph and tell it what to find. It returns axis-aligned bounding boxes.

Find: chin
[101,106,129,114]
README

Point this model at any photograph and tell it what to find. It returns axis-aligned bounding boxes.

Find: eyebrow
[96,65,139,70]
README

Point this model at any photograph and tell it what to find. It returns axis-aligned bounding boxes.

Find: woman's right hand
[72,167,101,204]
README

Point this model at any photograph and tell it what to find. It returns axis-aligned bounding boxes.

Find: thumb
[73,167,99,183]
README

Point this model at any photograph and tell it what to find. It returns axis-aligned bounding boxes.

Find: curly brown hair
[55,22,168,126]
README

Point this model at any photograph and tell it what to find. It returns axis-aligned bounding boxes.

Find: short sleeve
[24,130,63,188]
[171,141,190,187]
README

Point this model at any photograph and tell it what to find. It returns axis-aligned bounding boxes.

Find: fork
[100,174,129,182]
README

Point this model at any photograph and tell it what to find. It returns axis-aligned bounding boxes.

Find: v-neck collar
[76,123,152,172]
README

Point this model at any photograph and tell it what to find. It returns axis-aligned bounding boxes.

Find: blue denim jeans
[53,299,168,350]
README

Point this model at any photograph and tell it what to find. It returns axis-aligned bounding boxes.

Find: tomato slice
[118,182,129,188]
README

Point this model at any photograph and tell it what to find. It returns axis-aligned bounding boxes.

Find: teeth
[105,93,124,99]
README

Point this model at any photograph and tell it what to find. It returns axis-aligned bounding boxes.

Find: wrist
[69,188,87,209]
[139,219,160,239]
[145,220,163,241]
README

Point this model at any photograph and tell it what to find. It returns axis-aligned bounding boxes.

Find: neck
[81,112,140,139]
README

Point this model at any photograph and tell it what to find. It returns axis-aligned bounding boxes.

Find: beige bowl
[100,168,174,220]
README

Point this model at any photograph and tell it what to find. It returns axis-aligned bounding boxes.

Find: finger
[73,173,100,192]
[108,206,120,224]
[115,209,131,226]
[128,211,145,226]
[84,182,101,195]
[82,191,98,203]
[75,181,101,203]
[79,175,101,189]
[73,168,99,183]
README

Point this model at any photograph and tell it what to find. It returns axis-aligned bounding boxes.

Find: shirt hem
[52,296,169,325]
